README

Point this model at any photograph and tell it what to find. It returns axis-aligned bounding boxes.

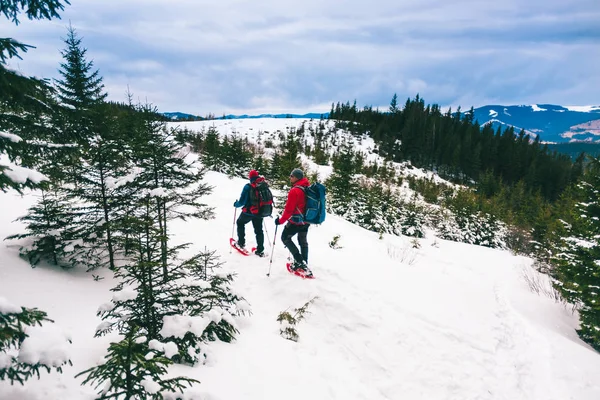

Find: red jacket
[279,177,310,225]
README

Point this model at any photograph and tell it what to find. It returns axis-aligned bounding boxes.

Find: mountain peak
[470,104,600,142]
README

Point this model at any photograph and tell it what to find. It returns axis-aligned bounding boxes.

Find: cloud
[3,0,599,114]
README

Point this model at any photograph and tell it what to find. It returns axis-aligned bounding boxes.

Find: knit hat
[249,169,259,182]
[290,168,304,180]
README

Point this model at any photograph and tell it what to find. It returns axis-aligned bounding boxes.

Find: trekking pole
[230,207,237,254]
[263,219,272,251]
[267,223,278,277]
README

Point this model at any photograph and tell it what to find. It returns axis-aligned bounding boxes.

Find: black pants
[281,222,309,264]
[237,213,264,253]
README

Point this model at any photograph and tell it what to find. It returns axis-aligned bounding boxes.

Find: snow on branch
[0,131,22,143]
[105,167,143,189]
[0,161,48,184]
[28,139,78,148]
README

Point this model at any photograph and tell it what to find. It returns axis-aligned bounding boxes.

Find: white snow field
[1,117,600,399]
[1,169,600,400]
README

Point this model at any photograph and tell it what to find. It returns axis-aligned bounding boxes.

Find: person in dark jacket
[275,168,312,274]
[234,170,265,256]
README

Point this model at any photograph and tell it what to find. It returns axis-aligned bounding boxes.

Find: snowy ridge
[473,118,539,139]
[170,117,454,188]
[1,168,600,399]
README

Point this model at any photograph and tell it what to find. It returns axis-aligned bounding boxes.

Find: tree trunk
[99,166,115,270]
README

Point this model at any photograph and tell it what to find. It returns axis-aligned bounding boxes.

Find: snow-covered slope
[1,170,600,400]
[166,103,600,144]
[169,117,453,187]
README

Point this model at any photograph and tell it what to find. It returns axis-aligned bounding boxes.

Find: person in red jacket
[275,168,312,275]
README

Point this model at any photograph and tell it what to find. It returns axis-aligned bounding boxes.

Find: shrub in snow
[503,225,538,257]
[277,297,317,342]
[77,327,198,399]
[386,242,418,266]
[0,298,72,385]
[329,235,342,249]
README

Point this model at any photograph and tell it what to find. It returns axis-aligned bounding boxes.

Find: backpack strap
[291,185,307,223]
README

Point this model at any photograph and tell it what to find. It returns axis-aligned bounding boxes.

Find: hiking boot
[290,261,313,277]
[255,250,266,257]
[291,260,308,271]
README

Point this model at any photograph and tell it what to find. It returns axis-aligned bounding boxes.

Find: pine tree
[0,2,75,387]
[0,298,72,385]
[220,135,252,177]
[71,105,132,270]
[312,121,329,165]
[90,109,243,364]
[399,194,426,238]
[268,151,283,184]
[1,52,61,192]
[389,93,399,114]
[56,24,106,109]
[552,156,600,350]
[200,125,223,171]
[354,181,391,235]
[326,140,359,214]
[126,104,214,280]
[253,152,271,180]
[94,195,245,365]
[5,186,83,268]
[276,130,303,185]
[53,23,108,194]
[77,326,198,399]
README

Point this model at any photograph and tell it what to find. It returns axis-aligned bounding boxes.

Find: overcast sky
[3,0,599,115]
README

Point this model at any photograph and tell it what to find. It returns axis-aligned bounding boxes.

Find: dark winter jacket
[234,177,265,215]
[279,177,310,225]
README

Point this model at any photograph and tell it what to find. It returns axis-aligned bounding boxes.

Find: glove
[275,217,280,225]
[233,201,238,207]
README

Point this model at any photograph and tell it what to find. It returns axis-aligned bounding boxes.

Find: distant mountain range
[162,111,328,121]
[467,104,600,143]
[163,104,600,144]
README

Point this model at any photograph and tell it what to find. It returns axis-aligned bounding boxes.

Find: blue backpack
[299,182,327,224]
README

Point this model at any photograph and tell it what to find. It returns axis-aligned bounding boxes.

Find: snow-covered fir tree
[77,326,198,399]
[6,186,84,268]
[220,135,253,177]
[398,194,426,238]
[126,103,214,280]
[273,130,303,186]
[11,25,127,272]
[200,126,227,173]
[0,298,72,385]
[307,119,330,165]
[70,105,132,271]
[326,140,360,216]
[94,193,247,365]
[552,156,600,350]
[87,110,247,365]
[1,2,74,388]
